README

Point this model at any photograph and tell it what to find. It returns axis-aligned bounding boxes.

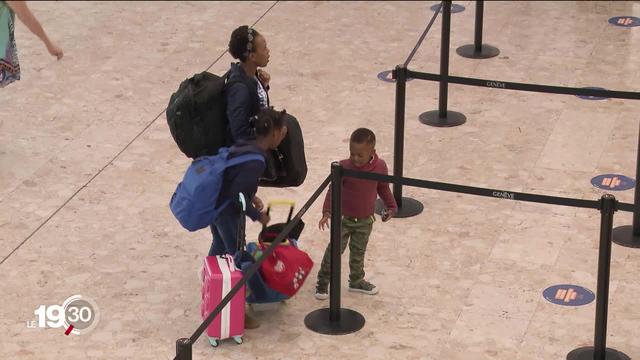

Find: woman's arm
[226,82,254,141]
[6,1,63,59]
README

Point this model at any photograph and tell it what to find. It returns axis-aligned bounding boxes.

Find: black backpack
[258,112,308,188]
[166,71,236,159]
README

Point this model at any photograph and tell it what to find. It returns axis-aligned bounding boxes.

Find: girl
[208,107,287,330]
[208,107,287,257]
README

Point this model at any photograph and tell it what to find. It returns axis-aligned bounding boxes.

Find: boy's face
[349,141,375,167]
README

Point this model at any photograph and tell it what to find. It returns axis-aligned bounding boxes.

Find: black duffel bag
[259,112,307,188]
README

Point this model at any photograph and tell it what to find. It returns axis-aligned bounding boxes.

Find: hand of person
[318,213,330,231]
[47,43,63,60]
[381,208,396,222]
[257,69,270,88]
[252,196,264,212]
[259,212,271,226]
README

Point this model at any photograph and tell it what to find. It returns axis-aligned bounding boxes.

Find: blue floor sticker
[377,70,414,83]
[608,16,640,27]
[430,3,465,14]
[591,174,635,191]
[576,87,608,100]
[543,285,595,306]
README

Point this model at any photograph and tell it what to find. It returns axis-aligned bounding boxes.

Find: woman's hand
[257,69,270,88]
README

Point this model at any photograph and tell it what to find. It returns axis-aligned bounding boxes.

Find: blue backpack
[170,147,264,232]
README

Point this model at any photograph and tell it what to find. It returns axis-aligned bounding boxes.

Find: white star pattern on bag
[292,267,306,289]
[274,260,285,273]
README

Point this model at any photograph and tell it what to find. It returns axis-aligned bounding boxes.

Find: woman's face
[249,35,270,67]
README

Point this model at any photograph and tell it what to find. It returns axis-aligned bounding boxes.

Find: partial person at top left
[1,1,63,88]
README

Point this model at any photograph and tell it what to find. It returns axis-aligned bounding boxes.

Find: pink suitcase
[201,254,245,347]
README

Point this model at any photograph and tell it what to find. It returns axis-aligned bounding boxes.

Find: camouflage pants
[317,215,374,286]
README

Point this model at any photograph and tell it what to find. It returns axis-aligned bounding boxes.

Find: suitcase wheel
[233,336,243,345]
[208,338,219,348]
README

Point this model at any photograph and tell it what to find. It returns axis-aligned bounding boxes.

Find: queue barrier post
[612,121,640,248]
[567,194,630,360]
[419,0,467,127]
[456,0,500,59]
[305,162,366,335]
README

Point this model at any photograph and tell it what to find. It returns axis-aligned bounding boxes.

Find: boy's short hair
[350,128,376,146]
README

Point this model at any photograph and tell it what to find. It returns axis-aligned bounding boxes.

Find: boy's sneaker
[348,280,379,295]
[314,283,329,300]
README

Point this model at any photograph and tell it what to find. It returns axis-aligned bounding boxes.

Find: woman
[225,25,271,142]
[1,1,63,87]
[225,24,272,212]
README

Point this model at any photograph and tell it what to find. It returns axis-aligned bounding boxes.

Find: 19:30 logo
[27,295,100,335]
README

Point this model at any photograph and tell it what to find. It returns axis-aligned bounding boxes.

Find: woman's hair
[253,107,286,137]
[229,25,260,62]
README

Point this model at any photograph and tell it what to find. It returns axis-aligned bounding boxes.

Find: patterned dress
[0,1,20,88]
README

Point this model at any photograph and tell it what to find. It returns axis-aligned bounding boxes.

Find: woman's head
[229,25,270,67]
[253,107,287,150]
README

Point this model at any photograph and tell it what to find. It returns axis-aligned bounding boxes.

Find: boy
[315,128,397,300]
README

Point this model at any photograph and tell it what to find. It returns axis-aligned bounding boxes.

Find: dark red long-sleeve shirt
[322,153,398,218]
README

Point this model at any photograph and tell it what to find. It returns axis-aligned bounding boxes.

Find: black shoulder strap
[223,69,242,86]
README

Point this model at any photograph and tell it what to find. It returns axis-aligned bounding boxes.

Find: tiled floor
[1,1,639,359]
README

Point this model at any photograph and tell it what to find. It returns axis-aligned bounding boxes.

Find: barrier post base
[304,308,365,335]
[175,338,192,360]
[375,197,424,218]
[456,44,500,59]
[419,110,466,127]
[567,347,630,360]
[612,225,640,248]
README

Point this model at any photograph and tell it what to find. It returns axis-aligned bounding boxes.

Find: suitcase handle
[263,200,295,232]
[265,200,295,219]
[237,193,248,252]
[239,193,247,211]
[217,254,236,271]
